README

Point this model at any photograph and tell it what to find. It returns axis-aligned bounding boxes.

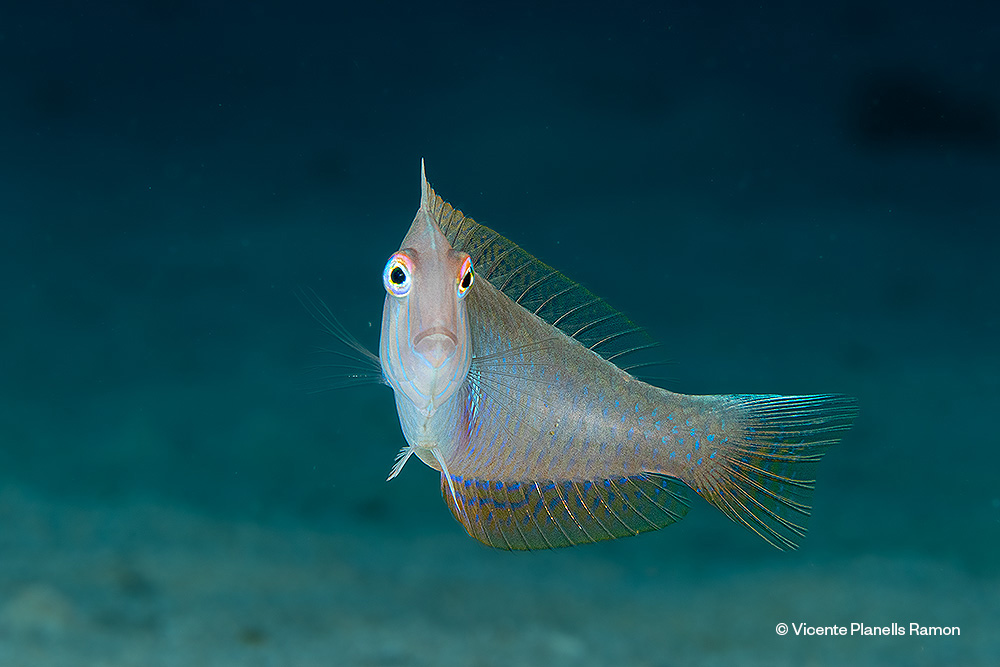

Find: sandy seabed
[0,487,994,667]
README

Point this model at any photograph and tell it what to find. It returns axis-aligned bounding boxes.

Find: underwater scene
[1,2,997,665]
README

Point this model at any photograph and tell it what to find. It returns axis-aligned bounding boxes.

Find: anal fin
[441,473,690,551]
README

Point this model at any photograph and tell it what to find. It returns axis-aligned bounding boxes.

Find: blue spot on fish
[707,434,715,442]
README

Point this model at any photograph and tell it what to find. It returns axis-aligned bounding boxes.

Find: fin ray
[422,177,659,369]
[688,394,858,550]
[296,287,383,392]
[441,473,691,551]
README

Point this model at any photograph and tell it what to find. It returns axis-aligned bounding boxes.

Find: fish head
[379,163,474,415]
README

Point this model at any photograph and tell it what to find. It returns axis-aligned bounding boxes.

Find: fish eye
[383,253,413,297]
[457,256,474,297]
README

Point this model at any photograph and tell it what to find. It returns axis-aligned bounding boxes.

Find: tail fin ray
[690,394,858,550]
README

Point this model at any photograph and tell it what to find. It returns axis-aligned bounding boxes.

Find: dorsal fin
[421,170,658,369]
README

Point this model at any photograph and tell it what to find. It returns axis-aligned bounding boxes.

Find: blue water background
[1,2,997,664]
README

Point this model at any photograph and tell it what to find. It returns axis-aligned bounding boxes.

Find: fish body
[376,162,857,551]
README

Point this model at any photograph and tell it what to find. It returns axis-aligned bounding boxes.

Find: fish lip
[412,326,458,347]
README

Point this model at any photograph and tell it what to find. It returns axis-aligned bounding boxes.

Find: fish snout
[413,327,458,369]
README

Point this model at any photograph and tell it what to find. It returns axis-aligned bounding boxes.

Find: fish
[357,160,857,551]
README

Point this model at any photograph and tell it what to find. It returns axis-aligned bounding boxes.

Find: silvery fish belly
[376,161,857,551]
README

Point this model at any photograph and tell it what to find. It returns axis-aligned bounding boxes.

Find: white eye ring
[457,256,474,297]
[383,253,412,297]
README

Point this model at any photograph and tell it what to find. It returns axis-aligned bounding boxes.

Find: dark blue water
[1,2,997,664]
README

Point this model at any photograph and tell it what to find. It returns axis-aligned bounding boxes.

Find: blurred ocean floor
[0,484,996,667]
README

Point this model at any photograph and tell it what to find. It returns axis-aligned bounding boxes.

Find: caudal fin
[689,394,857,550]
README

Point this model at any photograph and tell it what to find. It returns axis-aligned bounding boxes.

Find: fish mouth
[412,326,458,347]
[413,326,458,369]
